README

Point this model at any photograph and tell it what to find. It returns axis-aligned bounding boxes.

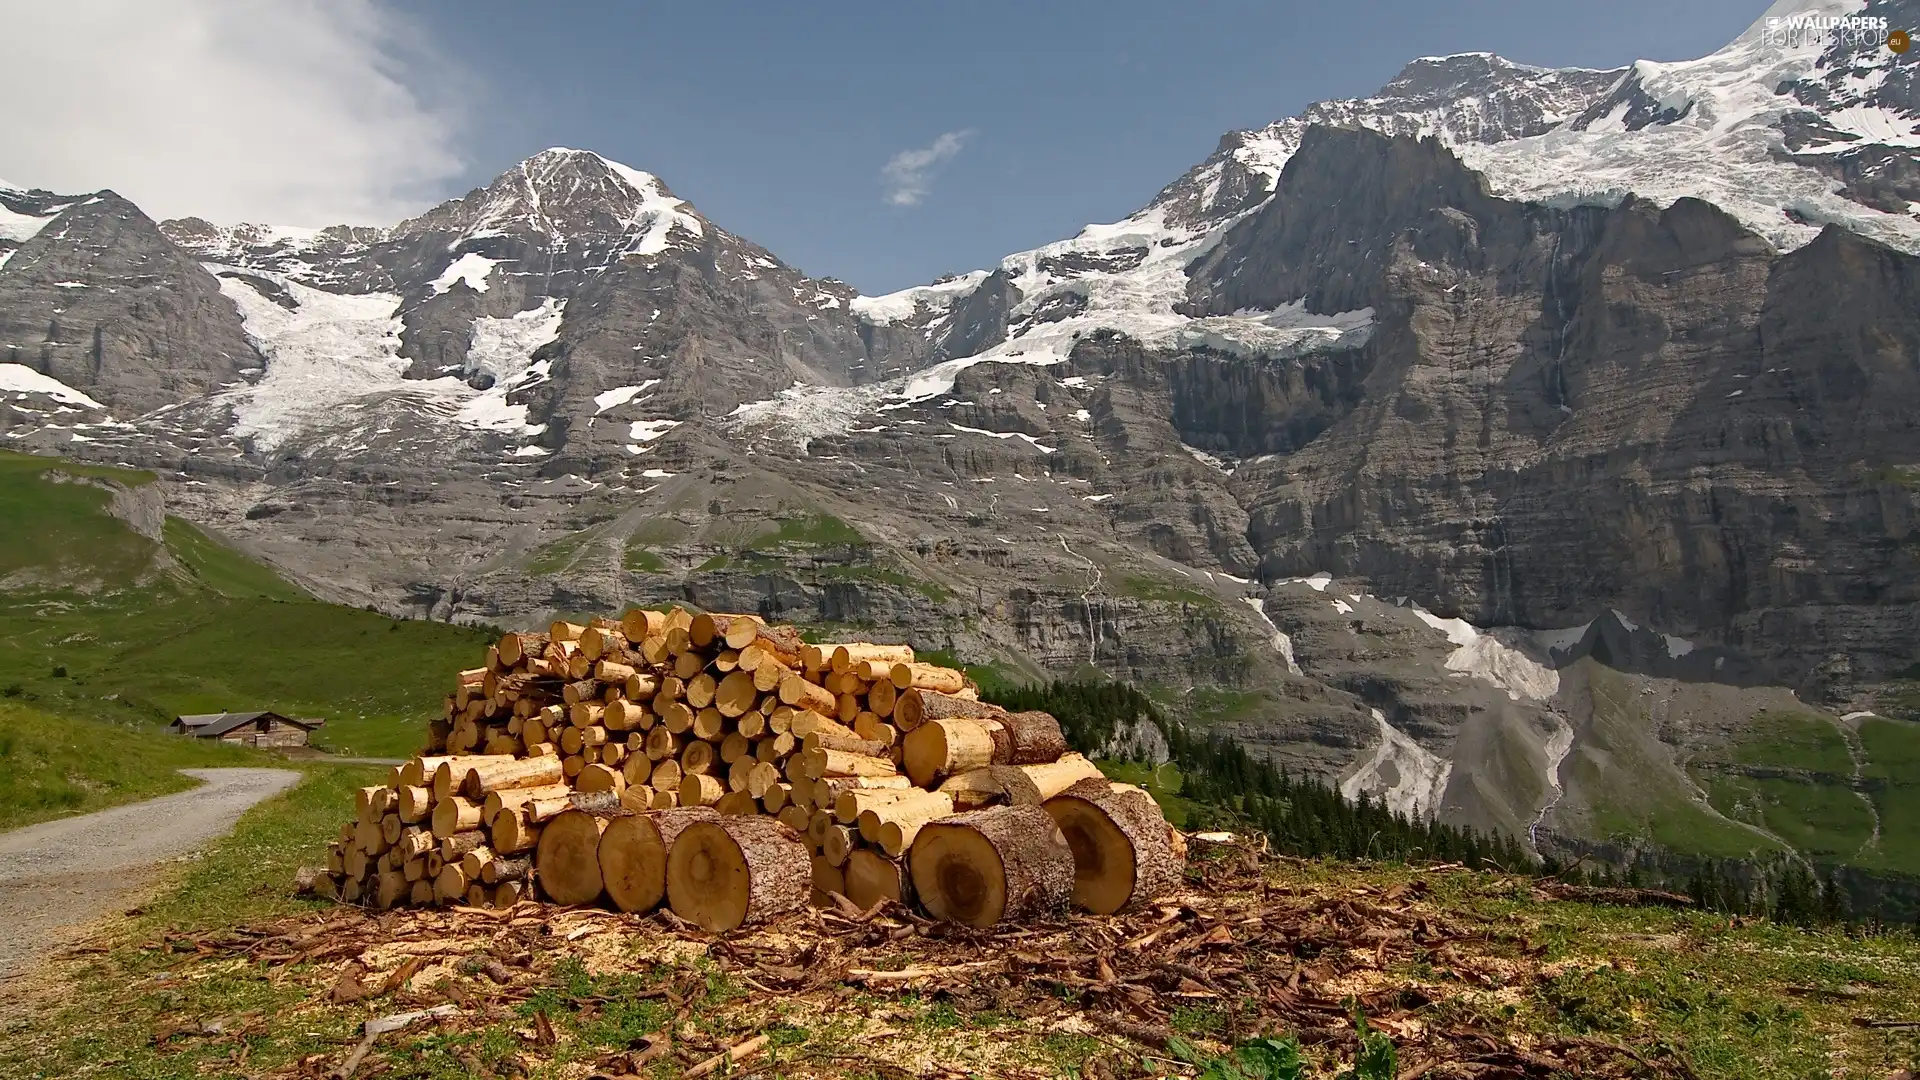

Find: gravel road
[0,768,301,983]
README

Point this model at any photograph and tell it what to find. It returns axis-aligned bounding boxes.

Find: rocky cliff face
[1175,125,1920,691]
[0,189,260,413]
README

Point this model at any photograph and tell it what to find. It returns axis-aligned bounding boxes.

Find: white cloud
[0,0,469,227]
[880,130,972,207]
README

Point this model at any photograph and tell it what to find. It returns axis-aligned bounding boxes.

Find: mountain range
[4,0,1918,902]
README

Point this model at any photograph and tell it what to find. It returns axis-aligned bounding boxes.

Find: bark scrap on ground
[115,842,1700,1078]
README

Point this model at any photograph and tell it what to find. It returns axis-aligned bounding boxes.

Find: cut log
[845,849,912,910]
[812,855,845,907]
[550,620,586,643]
[892,690,1005,733]
[433,862,470,905]
[576,763,626,797]
[583,631,628,666]
[715,671,758,717]
[376,868,408,909]
[743,626,804,668]
[681,738,717,776]
[761,782,791,813]
[536,805,625,906]
[649,789,680,810]
[867,792,958,857]
[599,808,720,913]
[394,829,434,862]
[625,672,661,701]
[432,797,483,838]
[813,775,911,812]
[790,710,851,739]
[778,674,836,714]
[489,808,541,855]
[645,726,680,761]
[937,768,1003,810]
[992,754,1105,806]
[690,612,763,650]
[499,632,548,667]
[459,755,565,800]
[432,755,516,801]
[657,700,695,735]
[666,816,811,932]
[909,806,1075,928]
[746,761,782,800]
[866,680,897,719]
[803,732,890,758]
[777,805,812,835]
[621,608,667,643]
[831,643,913,673]
[692,706,727,741]
[834,786,934,824]
[399,756,455,790]
[482,855,530,884]
[396,785,433,823]
[622,754,654,789]
[719,732,752,764]
[604,698,646,731]
[822,823,855,866]
[715,790,758,816]
[650,759,683,793]
[680,773,725,807]
[888,662,965,693]
[460,846,496,882]
[686,672,717,710]
[990,711,1070,766]
[440,830,487,862]
[805,748,898,780]
[1042,779,1183,914]
[902,718,999,787]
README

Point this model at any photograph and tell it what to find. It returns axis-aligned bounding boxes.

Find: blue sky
[414,0,1765,293]
[5,1,1770,295]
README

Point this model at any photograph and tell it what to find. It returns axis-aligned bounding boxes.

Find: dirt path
[0,768,300,984]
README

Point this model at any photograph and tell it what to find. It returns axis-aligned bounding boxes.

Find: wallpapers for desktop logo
[1762,12,1907,51]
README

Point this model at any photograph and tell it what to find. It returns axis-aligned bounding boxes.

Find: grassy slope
[1860,716,1920,869]
[1571,663,1786,859]
[0,452,495,766]
[0,700,255,830]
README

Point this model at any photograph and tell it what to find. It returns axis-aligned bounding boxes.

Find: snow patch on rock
[430,252,498,294]
[1242,597,1303,676]
[1411,604,1560,703]
[0,364,105,411]
[1342,708,1452,820]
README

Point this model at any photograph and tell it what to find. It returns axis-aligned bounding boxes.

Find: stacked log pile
[318,608,1182,930]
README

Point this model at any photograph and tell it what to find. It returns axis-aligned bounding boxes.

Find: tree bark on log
[892,690,1005,733]
[666,816,811,932]
[988,711,1069,766]
[1043,778,1183,914]
[908,805,1075,928]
